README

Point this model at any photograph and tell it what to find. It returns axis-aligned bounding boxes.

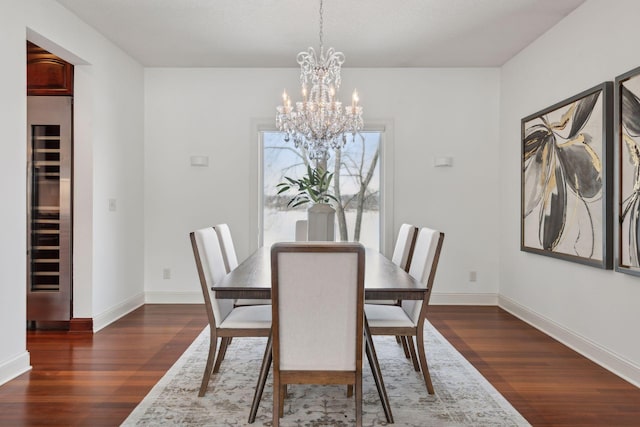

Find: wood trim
[29,317,94,332]
[403,225,419,272]
[218,328,270,337]
[26,320,69,331]
[281,370,355,384]
[69,318,93,333]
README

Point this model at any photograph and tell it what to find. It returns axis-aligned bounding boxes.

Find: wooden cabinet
[27,41,73,96]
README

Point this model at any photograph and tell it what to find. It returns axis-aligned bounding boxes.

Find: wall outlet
[162,268,171,280]
[469,271,477,282]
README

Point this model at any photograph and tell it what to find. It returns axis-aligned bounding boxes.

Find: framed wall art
[521,82,613,268]
[615,66,640,275]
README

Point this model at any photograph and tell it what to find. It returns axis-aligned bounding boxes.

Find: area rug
[122,321,530,426]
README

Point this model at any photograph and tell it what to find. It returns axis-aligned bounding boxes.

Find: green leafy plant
[276,165,338,208]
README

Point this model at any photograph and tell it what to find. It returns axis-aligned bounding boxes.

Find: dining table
[213,245,428,424]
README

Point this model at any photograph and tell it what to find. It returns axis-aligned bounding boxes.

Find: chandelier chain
[319,0,324,51]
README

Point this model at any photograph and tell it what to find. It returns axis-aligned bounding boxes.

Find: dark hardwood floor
[0,304,638,426]
[428,306,640,426]
[0,305,208,426]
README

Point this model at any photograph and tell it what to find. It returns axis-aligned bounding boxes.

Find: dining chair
[392,223,419,271]
[213,223,238,272]
[271,242,365,427]
[214,223,271,307]
[372,223,419,360]
[372,224,418,308]
[190,227,271,397]
[364,227,444,394]
[392,223,419,359]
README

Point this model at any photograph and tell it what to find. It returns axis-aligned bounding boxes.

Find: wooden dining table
[213,246,427,424]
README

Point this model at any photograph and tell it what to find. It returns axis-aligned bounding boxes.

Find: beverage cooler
[27,96,72,322]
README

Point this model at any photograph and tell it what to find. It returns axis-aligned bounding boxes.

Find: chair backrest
[190,227,234,327]
[295,220,308,241]
[271,242,365,372]
[214,223,239,272]
[391,223,418,271]
[401,227,444,324]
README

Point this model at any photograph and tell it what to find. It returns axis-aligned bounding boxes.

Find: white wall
[0,0,145,385]
[144,68,501,304]
[0,0,30,387]
[499,0,640,385]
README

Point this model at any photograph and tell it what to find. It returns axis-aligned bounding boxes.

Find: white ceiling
[54,0,585,68]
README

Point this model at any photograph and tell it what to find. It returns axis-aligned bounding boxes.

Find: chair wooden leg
[395,301,404,347]
[416,325,435,394]
[213,336,231,373]
[272,373,280,427]
[400,336,411,359]
[355,376,362,427]
[347,384,353,397]
[407,336,421,371]
[249,333,272,424]
[199,330,218,397]
[279,384,286,418]
[364,317,393,423]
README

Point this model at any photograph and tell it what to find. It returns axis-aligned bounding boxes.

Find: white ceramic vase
[307,203,335,241]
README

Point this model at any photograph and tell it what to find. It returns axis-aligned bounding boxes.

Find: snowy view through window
[262,131,381,250]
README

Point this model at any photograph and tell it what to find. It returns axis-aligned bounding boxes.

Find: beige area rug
[122,321,530,426]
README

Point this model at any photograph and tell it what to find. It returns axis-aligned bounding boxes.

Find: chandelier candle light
[276,0,364,161]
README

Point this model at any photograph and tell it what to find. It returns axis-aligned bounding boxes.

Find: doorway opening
[26,41,74,330]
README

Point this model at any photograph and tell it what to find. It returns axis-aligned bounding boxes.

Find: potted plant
[277,165,338,241]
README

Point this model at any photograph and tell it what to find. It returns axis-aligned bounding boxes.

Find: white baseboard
[0,351,31,387]
[93,292,145,332]
[499,295,640,388]
[431,292,498,305]
[144,291,203,304]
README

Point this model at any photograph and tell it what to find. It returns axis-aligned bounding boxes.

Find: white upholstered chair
[213,223,239,272]
[271,242,365,427]
[373,224,418,307]
[392,223,419,271]
[365,227,444,394]
[213,223,270,307]
[190,227,271,397]
[372,223,419,358]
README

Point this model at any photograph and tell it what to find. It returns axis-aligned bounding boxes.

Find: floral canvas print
[616,67,640,275]
[521,83,612,268]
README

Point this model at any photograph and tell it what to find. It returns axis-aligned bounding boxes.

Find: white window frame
[249,119,395,256]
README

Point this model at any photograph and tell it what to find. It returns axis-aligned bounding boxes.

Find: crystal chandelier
[276,0,363,160]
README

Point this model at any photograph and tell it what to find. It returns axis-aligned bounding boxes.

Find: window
[261,131,383,250]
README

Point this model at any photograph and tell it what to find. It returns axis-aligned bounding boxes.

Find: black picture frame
[614,66,640,276]
[521,82,613,269]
